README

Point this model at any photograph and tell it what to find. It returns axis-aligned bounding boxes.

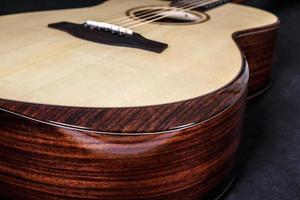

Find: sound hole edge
[126,5,210,25]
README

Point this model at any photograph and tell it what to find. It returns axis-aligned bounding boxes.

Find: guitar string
[120,0,211,27]
[125,0,217,28]
[128,0,221,28]
[117,0,213,28]
[120,0,212,26]
[107,0,205,25]
[107,0,200,25]
[87,0,222,32]
[114,3,193,25]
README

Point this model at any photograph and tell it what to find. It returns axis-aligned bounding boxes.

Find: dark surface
[0,0,106,15]
[226,0,300,200]
[0,0,299,199]
[234,22,279,98]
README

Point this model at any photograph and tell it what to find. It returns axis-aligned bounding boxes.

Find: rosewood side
[0,61,249,199]
[0,92,246,200]
[235,22,280,99]
[0,1,279,199]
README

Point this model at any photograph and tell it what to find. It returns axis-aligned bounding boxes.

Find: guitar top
[0,0,278,133]
[0,1,280,199]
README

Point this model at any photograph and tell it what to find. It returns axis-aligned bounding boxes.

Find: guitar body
[0,0,279,199]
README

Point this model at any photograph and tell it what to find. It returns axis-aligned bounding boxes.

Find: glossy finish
[0,92,246,200]
[0,64,247,133]
[0,22,280,134]
[0,1,279,199]
[0,35,250,199]
[235,22,280,98]
[0,2,278,108]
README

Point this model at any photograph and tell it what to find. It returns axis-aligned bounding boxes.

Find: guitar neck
[200,0,232,11]
[171,0,232,11]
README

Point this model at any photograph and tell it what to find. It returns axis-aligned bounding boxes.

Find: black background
[0,0,299,200]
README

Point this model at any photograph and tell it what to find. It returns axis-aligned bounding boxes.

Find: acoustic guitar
[0,0,279,199]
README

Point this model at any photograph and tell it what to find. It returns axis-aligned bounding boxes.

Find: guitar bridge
[84,20,133,35]
[48,21,168,53]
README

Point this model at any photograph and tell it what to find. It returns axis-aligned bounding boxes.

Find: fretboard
[201,0,232,10]
[172,0,232,11]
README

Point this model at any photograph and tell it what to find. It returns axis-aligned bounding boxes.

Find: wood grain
[0,63,248,133]
[0,1,279,199]
[0,1,278,107]
[234,22,280,98]
[0,91,247,200]
[0,22,280,133]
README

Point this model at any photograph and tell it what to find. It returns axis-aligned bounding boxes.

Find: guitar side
[235,22,279,99]
[0,1,279,199]
[0,73,248,200]
[0,25,278,199]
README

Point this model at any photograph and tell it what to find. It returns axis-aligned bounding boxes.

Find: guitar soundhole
[126,6,209,25]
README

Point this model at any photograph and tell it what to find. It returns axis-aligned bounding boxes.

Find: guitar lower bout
[0,0,279,199]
